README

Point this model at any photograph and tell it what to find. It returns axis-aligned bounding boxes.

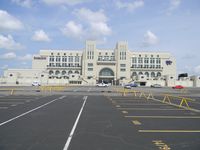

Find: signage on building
[166,60,172,65]
[33,56,47,60]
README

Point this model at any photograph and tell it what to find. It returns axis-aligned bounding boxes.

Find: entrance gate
[98,68,114,84]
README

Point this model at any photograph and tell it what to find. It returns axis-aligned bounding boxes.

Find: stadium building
[2,40,197,87]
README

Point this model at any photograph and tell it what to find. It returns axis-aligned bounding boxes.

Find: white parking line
[63,96,88,150]
[0,96,65,127]
[0,107,8,109]
[0,102,24,104]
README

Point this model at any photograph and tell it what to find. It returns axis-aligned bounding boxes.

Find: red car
[172,85,184,89]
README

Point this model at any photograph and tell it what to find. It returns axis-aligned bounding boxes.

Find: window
[120,51,126,60]
[120,64,126,67]
[62,56,67,62]
[56,63,61,67]
[132,64,137,68]
[68,70,73,74]
[88,68,93,71]
[104,56,109,61]
[132,72,137,77]
[68,56,73,62]
[144,58,149,63]
[139,72,143,75]
[132,57,137,63]
[157,72,161,77]
[145,72,149,77]
[110,56,115,61]
[150,58,155,63]
[49,70,53,75]
[156,58,161,64]
[55,70,60,75]
[62,71,66,75]
[88,63,93,67]
[138,57,143,63]
[120,68,126,72]
[98,56,102,61]
[151,72,155,77]
[56,56,61,62]
[75,71,79,74]
[49,56,53,62]
[75,56,79,62]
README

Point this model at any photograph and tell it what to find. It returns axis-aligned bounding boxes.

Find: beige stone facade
[2,40,191,86]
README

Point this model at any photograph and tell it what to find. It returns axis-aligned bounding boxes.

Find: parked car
[32,81,41,86]
[172,85,184,89]
[150,84,162,88]
[96,83,109,87]
[124,83,138,89]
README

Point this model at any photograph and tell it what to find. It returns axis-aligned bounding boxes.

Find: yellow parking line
[125,116,200,118]
[118,108,185,110]
[116,103,167,106]
[132,120,141,125]
[139,130,200,133]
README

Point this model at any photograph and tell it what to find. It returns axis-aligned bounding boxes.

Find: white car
[96,83,109,87]
[32,81,41,86]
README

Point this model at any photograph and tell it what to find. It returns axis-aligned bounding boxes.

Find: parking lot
[0,86,200,150]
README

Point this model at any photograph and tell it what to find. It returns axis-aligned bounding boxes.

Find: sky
[0,0,200,76]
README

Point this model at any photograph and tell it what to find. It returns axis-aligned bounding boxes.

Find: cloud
[0,65,8,70]
[0,10,23,31]
[18,54,32,61]
[167,0,182,15]
[142,30,159,47]
[0,52,17,60]
[41,0,89,6]
[74,8,111,37]
[12,0,33,8]
[0,34,24,50]
[62,8,112,40]
[115,0,144,12]
[32,30,51,42]
[61,21,84,39]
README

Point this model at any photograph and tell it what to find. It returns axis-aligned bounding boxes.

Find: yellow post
[163,95,171,103]
[10,89,14,95]
[123,88,126,96]
[139,91,146,98]
[179,98,190,109]
[147,93,154,100]
[132,90,137,97]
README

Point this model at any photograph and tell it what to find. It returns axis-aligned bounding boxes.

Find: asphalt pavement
[0,86,199,150]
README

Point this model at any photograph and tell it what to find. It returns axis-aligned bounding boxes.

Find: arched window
[151,72,155,77]
[157,72,161,77]
[132,72,137,77]
[99,68,114,76]
[75,70,79,74]
[145,72,149,77]
[68,70,73,74]
[55,70,60,75]
[62,70,66,75]
[139,72,143,75]
[49,70,54,75]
